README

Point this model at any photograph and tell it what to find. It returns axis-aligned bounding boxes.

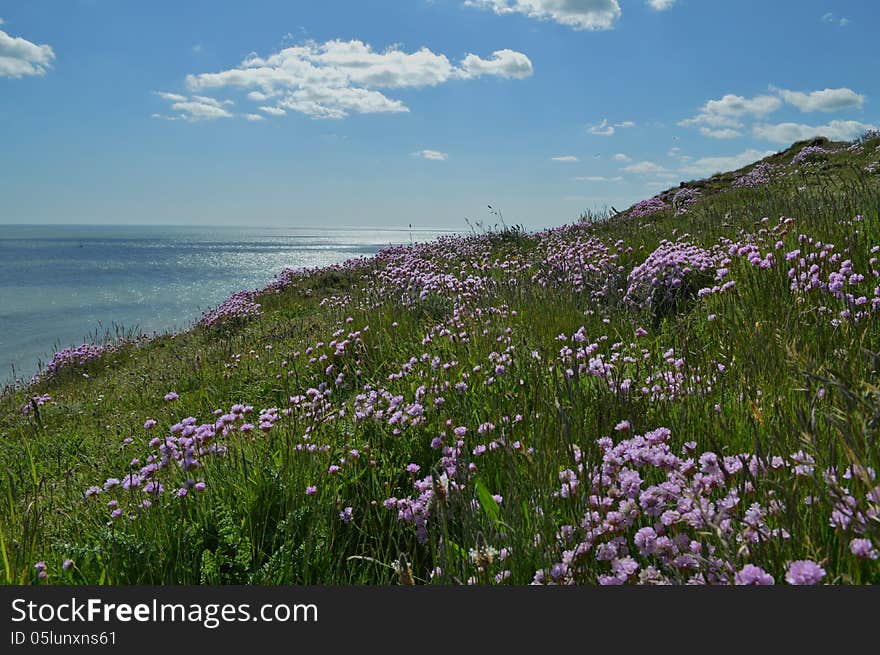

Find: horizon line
[0,223,465,233]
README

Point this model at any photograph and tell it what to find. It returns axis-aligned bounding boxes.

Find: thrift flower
[850,538,878,560]
[735,564,774,585]
[785,560,826,585]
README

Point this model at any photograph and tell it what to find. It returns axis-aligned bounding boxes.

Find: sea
[0,224,453,385]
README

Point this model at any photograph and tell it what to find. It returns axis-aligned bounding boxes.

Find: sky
[0,0,877,230]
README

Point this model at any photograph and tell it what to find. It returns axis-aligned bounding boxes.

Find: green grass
[2,135,880,585]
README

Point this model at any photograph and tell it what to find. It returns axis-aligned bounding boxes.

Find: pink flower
[735,564,774,585]
[785,560,825,585]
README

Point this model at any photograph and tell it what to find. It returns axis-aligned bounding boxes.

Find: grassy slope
[2,136,879,585]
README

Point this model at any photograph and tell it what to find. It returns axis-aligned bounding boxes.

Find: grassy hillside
[2,135,880,585]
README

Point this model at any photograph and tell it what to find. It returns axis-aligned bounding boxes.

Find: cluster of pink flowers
[624,238,724,314]
[200,290,262,328]
[629,197,669,218]
[530,226,622,299]
[22,393,53,414]
[82,405,262,521]
[732,162,776,188]
[35,343,117,382]
[791,145,835,166]
[672,188,700,215]
[785,229,880,324]
[531,425,846,585]
[554,332,722,402]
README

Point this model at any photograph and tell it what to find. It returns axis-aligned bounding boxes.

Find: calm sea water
[0,224,452,384]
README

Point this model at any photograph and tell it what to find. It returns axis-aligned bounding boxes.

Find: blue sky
[1,0,877,229]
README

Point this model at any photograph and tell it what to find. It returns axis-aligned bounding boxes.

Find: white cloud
[576,175,623,182]
[194,95,232,107]
[680,93,781,131]
[682,87,868,142]
[184,38,532,120]
[699,127,742,139]
[155,91,188,102]
[647,0,676,10]
[679,148,775,177]
[772,86,865,113]
[701,94,781,118]
[464,0,621,31]
[414,149,448,161]
[275,87,406,119]
[0,23,55,78]
[244,113,264,121]
[612,153,631,162]
[458,49,534,79]
[551,155,579,162]
[753,119,877,144]
[822,13,851,27]
[589,119,615,136]
[260,105,286,116]
[622,161,668,175]
[153,91,234,121]
[588,118,635,136]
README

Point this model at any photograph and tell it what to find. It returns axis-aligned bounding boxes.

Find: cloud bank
[464,0,622,31]
[175,39,532,121]
[0,22,55,78]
